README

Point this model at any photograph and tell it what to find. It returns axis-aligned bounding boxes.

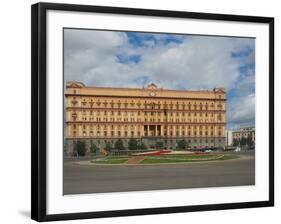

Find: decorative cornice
[65,121,226,125]
[65,82,226,95]
[65,136,226,139]
[65,93,227,101]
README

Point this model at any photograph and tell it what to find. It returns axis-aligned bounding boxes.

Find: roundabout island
[90,150,240,165]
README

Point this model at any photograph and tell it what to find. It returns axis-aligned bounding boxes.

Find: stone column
[140,125,143,137]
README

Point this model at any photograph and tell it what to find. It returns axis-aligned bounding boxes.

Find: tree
[74,141,87,156]
[246,135,254,147]
[114,139,125,150]
[176,140,188,149]
[105,142,112,152]
[240,137,247,146]
[155,141,164,149]
[90,143,99,154]
[128,138,138,150]
[232,139,239,147]
[138,142,147,150]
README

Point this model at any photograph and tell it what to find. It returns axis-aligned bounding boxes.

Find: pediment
[66,82,85,88]
[213,87,226,93]
[147,83,158,90]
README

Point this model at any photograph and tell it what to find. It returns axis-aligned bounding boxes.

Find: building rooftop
[65,81,226,100]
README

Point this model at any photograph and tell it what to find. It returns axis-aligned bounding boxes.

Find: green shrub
[74,141,87,156]
[138,142,147,150]
[105,142,112,151]
[128,138,138,150]
[90,143,99,154]
[114,139,125,150]
[176,140,188,149]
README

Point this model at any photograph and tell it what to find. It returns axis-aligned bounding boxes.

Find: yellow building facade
[65,82,226,153]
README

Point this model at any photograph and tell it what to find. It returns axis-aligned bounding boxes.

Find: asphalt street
[63,152,255,195]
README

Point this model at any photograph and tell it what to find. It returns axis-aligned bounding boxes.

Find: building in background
[65,82,227,155]
[232,127,255,146]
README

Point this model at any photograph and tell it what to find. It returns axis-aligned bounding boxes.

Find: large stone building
[232,127,255,143]
[65,82,227,154]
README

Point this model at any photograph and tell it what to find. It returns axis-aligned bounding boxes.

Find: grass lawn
[218,154,240,160]
[150,154,218,159]
[91,154,240,165]
[93,158,129,164]
[140,154,239,164]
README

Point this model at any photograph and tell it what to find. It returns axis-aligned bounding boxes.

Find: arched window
[194,104,197,110]
[169,102,173,109]
[124,101,128,108]
[182,104,185,110]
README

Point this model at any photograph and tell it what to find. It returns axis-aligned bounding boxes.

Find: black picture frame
[31,2,274,222]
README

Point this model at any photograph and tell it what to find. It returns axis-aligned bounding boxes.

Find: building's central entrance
[144,125,161,137]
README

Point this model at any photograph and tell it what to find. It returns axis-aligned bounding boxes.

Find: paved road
[63,152,255,195]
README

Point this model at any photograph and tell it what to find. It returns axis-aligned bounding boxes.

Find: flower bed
[132,150,171,156]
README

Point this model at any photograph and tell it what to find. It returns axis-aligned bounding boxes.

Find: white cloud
[136,36,243,90]
[64,29,255,128]
[64,29,128,84]
[227,94,255,129]
[64,30,253,89]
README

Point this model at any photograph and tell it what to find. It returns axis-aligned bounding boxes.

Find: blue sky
[64,29,255,130]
